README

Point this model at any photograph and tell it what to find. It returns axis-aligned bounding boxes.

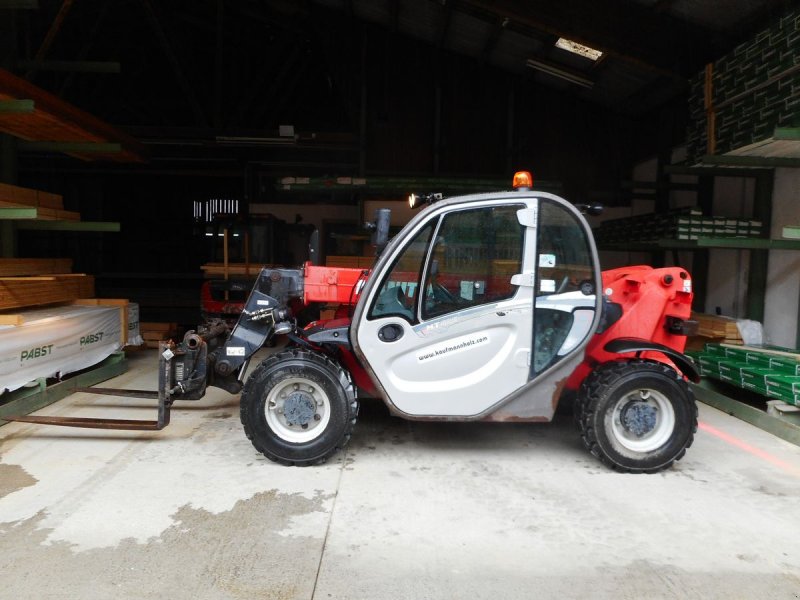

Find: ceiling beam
[214,0,224,128]
[26,0,76,79]
[480,16,509,65]
[57,1,110,97]
[17,141,122,153]
[139,0,208,127]
[437,0,452,48]
[525,57,593,88]
[17,60,120,73]
[390,0,400,32]
[239,44,301,126]
[458,0,724,78]
[0,1,38,10]
[258,52,313,127]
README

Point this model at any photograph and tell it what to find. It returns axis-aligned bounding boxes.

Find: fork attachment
[4,341,188,431]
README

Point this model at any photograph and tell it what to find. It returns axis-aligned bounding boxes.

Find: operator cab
[351,171,602,421]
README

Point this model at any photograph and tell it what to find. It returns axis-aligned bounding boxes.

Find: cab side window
[368,222,434,322]
[532,200,596,374]
[422,205,524,320]
[536,201,594,297]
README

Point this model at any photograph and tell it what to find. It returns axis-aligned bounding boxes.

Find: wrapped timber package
[126,302,143,347]
[0,305,122,394]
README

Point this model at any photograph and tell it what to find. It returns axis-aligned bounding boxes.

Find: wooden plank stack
[0,181,80,220]
[0,258,73,276]
[140,322,178,348]
[200,262,264,277]
[0,273,95,311]
[325,255,375,269]
[0,183,101,312]
[687,312,744,350]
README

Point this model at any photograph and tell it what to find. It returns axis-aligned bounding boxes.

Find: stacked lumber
[201,262,265,277]
[0,181,80,221]
[0,274,94,310]
[0,183,95,310]
[140,322,178,348]
[687,312,743,350]
[0,258,73,276]
[326,255,374,269]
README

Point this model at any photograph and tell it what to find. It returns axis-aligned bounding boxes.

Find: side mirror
[575,203,604,216]
[364,208,391,256]
[308,229,320,266]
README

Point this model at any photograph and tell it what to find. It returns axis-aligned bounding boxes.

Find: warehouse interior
[2,1,800,598]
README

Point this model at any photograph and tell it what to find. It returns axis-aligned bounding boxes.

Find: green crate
[768,357,800,376]
[718,360,749,378]
[766,387,799,405]
[722,347,749,361]
[699,355,722,368]
[741,381,769,396]
[744,353,773,368]
[704,344,727,356]
[741,368,773,386]
[764,374,800,393]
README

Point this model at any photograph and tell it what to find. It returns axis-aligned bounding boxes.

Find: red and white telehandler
[9,172,700,473]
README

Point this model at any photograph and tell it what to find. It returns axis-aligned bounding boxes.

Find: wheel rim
[265,376,331,443]
[608,387,675,453]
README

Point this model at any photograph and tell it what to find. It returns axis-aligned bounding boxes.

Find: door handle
[378,324,404,342]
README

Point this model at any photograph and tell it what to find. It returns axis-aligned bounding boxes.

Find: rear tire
[240,348,358,466]
[575,360,697,473]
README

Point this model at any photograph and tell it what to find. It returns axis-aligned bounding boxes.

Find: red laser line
[698,421,800,477]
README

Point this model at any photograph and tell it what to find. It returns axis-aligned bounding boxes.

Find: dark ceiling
[2,0,798,319]
[2,0,799,181]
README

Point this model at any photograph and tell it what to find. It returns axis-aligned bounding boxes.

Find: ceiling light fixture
[555,37,603,61]
[525,58,594,89]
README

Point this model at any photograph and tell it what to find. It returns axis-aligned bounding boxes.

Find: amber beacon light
[512,171,533,190]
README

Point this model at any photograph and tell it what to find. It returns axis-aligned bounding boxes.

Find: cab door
[351,195,600,419]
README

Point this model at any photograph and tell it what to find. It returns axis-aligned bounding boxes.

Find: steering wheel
[554,275,571,295]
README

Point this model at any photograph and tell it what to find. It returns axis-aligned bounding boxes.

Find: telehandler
[9,172,700,473]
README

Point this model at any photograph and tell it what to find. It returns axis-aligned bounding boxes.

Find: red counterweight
[566,265,695,391]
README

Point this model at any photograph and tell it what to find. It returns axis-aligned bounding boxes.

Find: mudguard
[604,337,701,383]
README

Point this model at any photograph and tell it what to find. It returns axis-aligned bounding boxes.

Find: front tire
[240,348,358,466]
[575,360,697,473]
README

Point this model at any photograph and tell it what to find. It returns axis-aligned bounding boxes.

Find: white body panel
[356,298,532,416]
[352,191,602,420]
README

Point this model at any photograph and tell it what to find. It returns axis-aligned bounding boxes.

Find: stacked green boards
[594,207,764,245]
[688,344,800,406]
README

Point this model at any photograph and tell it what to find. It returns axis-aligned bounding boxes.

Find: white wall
[764,168,800,348]
[703,176,755,317]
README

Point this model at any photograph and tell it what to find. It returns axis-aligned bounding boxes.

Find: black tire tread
[575,360,698,474]
[240,347,358,466]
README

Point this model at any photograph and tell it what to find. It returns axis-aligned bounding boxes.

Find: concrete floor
[1,349,800,600]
